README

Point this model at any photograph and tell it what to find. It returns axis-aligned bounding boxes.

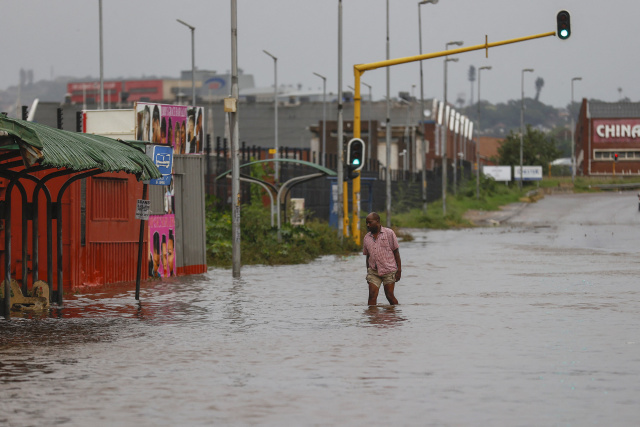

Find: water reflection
[363,305,406,328]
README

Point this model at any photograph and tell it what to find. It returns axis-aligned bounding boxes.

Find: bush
[206,198,359,267]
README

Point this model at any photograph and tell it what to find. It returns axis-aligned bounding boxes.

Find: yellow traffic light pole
[349,30,556,243]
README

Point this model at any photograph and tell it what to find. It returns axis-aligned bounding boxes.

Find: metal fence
[204,139,472,222]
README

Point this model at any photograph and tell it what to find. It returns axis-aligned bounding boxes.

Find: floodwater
[2,192,640,426]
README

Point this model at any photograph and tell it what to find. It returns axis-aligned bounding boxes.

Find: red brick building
[575,99,640,176]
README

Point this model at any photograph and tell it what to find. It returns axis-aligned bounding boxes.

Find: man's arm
[393,248,402,281]
[366,254,370,270]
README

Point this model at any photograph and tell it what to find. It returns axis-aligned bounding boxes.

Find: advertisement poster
[135,102,203,154]
[148,214,176,278]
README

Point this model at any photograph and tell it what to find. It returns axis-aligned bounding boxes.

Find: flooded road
[2,192,640,426]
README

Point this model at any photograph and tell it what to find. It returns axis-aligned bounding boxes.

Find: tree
[468,65,476,106]
[534,77,545,101]
[496,125,561,174]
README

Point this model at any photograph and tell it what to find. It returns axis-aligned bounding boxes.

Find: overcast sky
[1,0,633,108]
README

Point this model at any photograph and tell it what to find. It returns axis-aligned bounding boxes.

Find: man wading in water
[362,212,401,305]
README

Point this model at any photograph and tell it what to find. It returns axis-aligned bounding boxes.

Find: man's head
[365,212,381,234]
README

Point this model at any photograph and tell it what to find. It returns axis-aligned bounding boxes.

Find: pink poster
[148,214,176,278]
[135,102,203,154]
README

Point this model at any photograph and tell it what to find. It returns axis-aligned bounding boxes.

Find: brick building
[575,100,640,176]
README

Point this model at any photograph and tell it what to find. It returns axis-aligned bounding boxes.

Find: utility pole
[230,0,241,277]
[337,0,344,241]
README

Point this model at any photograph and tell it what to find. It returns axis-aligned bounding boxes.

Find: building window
[594,150,640,161]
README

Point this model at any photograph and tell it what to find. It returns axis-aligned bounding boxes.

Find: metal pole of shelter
[135,183,148,301]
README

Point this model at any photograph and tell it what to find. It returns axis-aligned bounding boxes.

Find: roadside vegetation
[381,175,528,229]
[206,198,360,268]
[206,166,640,267]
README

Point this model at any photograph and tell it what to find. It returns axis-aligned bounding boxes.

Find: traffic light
[614,153,618,162]
[346,138,366,180]
[557,10,571,40]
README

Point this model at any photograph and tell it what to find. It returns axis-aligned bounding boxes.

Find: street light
[99,0,104,109]
[571,77,582,183]
[418,0,439,213]
[176,19,196,106]
[263,49,279,182]
[385,0,392,227]
[442,40,463,214]
[520,68,534,189]
[476,65,492,199]
[362,81,373,167]
[349,83,373,168]
[313,72,327,167]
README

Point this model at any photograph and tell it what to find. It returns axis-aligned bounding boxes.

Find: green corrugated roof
[0,116,161,181]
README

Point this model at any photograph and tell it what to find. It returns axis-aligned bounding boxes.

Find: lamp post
[313,72,327,167]
[363,82,373,167]
[442,40,463,215]
[520,68,534,189]
[571,77,582,183]
[230,0,241,277]
[385,0,392,227]
[418,0,439,213]
[177,19,196,106]
[337,0,344,240]
[99,0,104,109]
[263,49,279,182]
[476,65,491,199]
[350,83,373,167]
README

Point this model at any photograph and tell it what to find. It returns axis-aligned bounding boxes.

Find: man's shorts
[366,268,397,288]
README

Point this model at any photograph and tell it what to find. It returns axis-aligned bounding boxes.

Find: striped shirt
[362,227,399,275]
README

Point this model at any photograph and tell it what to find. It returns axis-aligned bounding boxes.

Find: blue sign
[146,145,173,185]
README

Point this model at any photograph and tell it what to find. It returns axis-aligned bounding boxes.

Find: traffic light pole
[350,30,556,242]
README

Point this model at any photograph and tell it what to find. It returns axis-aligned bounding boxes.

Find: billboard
[148,214,176,278]
[483,166,511,181]
[135,102,204,154]
[513,166,543,181]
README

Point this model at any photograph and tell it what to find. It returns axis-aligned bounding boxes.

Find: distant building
[575,99,640,176]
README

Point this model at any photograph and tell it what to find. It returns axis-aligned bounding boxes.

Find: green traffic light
[557,10,571,40]
[353,159,360,165]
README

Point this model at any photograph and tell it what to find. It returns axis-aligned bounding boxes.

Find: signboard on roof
[593,119,640,143]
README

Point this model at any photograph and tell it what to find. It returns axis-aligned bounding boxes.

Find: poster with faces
[135,102,203,154]
[148,214,176,278]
